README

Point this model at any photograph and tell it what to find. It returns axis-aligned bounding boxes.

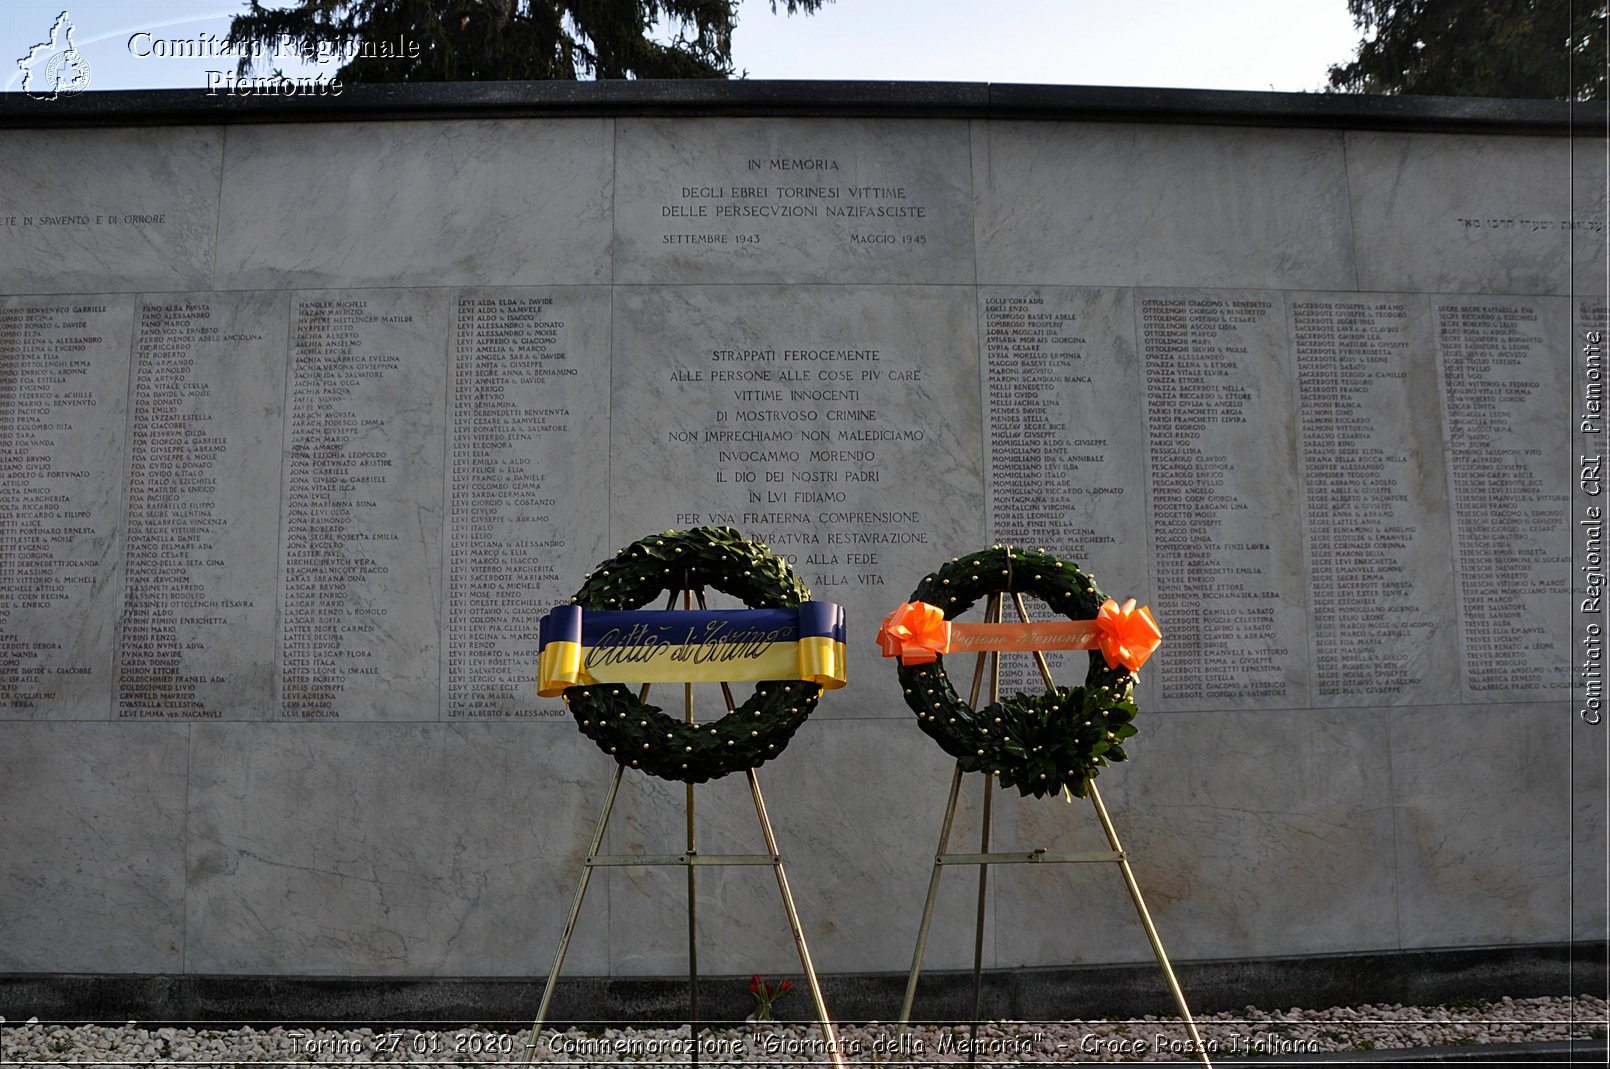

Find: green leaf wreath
[895,546,1140,799]
[559,526,823,783]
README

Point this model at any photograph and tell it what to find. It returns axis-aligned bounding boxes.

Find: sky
[4,0,1364,96]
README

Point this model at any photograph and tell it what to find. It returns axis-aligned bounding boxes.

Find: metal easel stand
[896,593,1213,1069]
[524,588,846,1069]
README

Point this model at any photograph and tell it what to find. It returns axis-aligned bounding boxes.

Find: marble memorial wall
[0,104,1601,979]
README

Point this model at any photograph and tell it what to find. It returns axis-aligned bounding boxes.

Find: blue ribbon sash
[538,602,847,696]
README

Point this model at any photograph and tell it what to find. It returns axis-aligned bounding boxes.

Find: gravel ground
[3,996,1605,1064]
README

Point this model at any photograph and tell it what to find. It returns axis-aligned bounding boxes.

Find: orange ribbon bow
[875,596,1161,672]
[1094,598,1162,671]
[876,601,952,665]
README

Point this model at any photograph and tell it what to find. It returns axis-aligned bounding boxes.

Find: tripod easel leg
[900,597,1003,1035]
[529,586,846,1067]
[682,591,701,1060]
[967,771,993,1065]
[746,768,847,1069]
[897,591,1212,1067]
[1017,593,1211,1067]
[968,606,1002,1064]
[897,763,962,1028]
[524,762,625,1064]
[1087,780,1211,1068]
[699,581,842,1067]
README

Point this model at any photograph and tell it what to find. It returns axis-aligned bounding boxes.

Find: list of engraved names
[446,293,578,717]
[280,297,407,718]
[0,301,123,714]
[118,300,233,717]
[1293,299,1440,701]
[1141,296,1290,705]
[1437,301,1568,695]
[983,292,1119,559]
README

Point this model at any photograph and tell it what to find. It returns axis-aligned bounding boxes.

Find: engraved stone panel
[994,709,1398,965]
[115,292,288,721]
[0,295,132,720]
[980,285,1150,699]
[1434,296,1572,700]
[186,722,609,975]
[0,94,1596,985]
[215,120,614,289]
[613,118,974,285]
[1573,720,1607,942]
[607,284,986,719]
[0,722,188,972]
[278,290,449,721]
[604,718,989,975]
[1137,290,1310,710]
[602,771,826,978]
[973,123,1355,290]
[444,287,610,719]
[1389,705,1571,948]
[1572,138,1610,295]
[1289,293,1460,707]
[0,128,221,295]
[1349,132,1597,297]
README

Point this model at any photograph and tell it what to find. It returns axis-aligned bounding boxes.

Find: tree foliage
[1327,0,1606,99]
[228,0,824,82]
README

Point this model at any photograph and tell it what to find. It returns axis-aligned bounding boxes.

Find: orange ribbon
[1094,598,1162,672]
[876,598,1162,671]
[876,601,952,665]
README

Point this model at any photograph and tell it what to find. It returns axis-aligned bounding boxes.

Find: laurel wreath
[560,527,822,783]
[896,546,1139,799]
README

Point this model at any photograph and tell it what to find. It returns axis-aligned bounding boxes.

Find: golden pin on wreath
[879,546,1160,799]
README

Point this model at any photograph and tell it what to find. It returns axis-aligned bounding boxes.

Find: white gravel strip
[2,996,1605,1064]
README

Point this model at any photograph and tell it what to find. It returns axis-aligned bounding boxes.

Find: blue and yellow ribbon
[538,602,847,697]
